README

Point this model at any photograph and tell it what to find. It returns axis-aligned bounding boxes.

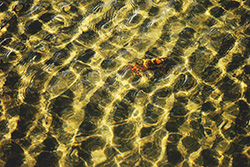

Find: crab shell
[130,57,168,76]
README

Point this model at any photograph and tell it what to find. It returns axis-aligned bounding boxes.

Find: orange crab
[130,57,168,76]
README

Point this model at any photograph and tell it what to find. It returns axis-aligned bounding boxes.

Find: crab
[129,57,168,77]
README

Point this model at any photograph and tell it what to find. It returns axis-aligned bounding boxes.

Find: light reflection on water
[0,0,249,166]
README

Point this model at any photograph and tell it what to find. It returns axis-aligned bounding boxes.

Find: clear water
[0,0,250,166]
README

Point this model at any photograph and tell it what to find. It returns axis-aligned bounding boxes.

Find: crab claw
[131,66,138,72]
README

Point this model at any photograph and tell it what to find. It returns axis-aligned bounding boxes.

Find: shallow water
[0,0,250,166]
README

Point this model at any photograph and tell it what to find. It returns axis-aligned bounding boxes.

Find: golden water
[0,0,250,166]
